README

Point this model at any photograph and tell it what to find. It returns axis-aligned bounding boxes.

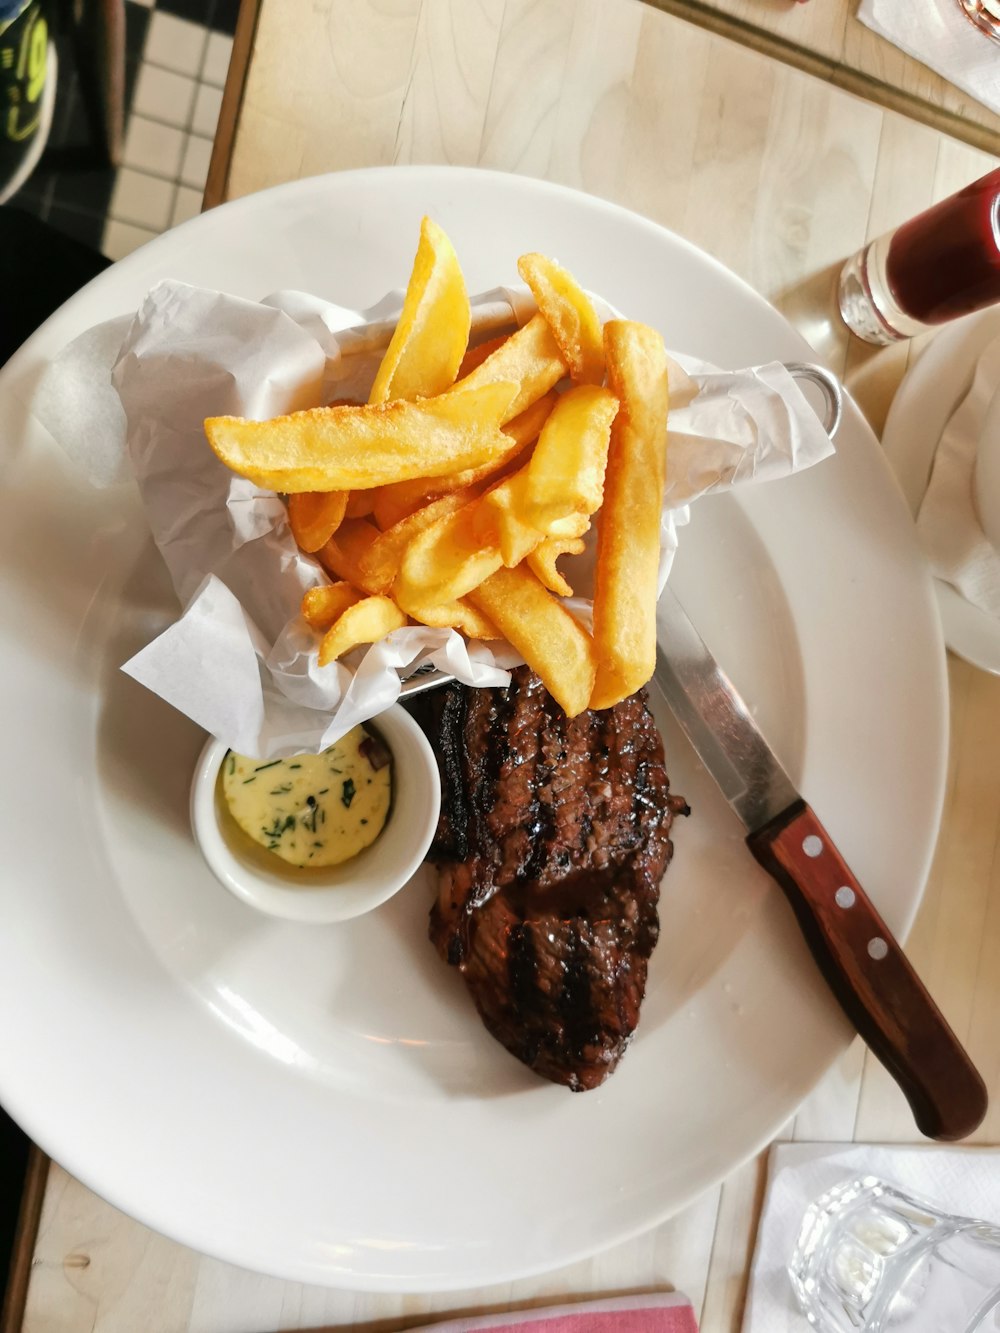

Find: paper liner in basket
[34,278,834,758]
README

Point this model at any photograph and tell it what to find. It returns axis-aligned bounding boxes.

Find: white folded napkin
[858,0,1000,116]
[916,334,1000,618]
[743,1141,1000,1332]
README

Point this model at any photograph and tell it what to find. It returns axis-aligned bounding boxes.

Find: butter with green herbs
[221,726,392,868]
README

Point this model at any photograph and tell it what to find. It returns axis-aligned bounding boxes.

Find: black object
[0,1,50,192]
[0,202,109,363]
[0,201,109,1314]
[0,1107,30,1312]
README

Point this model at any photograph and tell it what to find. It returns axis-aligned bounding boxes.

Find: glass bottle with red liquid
[838,167,1000,345]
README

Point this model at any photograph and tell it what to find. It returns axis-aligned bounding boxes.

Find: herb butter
[221,726,392,868]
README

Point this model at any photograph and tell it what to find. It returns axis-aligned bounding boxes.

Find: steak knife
[654,585,987,1142]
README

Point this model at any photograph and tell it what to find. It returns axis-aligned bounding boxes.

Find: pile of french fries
[204,218,669,717]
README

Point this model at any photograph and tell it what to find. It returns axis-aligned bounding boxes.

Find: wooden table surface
[10,1,1000,1330]
[650,0,1000,154]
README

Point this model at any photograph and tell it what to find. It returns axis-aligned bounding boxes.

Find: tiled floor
[11,0,236,260]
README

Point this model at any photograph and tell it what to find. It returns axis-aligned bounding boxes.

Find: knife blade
[654,584,987,1142]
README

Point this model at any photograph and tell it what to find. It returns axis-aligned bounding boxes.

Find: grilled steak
[408,667,688,1091]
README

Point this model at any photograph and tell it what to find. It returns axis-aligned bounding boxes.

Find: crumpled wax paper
[32,279,834,757]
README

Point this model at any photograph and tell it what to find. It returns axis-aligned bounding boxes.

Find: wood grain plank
[20,1164,201,1333]
[478,0,577,176]
[478,0,644,196]
[545,0,643,195]
[697,1153,768,1333]
[752,58,882,379]
[640,0,1000,153]
[226,0,424,200]
[615,8,713,234]
[392,0,505,167]
[790,1041,867,1144]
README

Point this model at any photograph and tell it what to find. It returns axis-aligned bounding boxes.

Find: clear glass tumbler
[788,1176,1000,1332]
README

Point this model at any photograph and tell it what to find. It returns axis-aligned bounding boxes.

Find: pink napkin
[408,1293,698,1333]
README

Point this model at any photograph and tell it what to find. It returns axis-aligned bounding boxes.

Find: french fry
[395,593,500,641]
[473,471,542,568]
[526,536,586,599]
[286,397,361,548]
[288,490,349,553]
[203,222,676,715]
[468,565,596,717]
[369,389,558,531]
[453,314,566,422]
[359,488,481,595]
[547,511,591,540]
[318,596,408,667]
[301,581,363,630]
[368,217,470,405]
[371,483,446,534]
[517,252,605,385]
[458,334,509,377]
[317,518,382,594]
[474,385,615,565]
[590,320,669,710]
[344,492,375,519]
[396,502,504,607]
[205,381,519,493]
[502,389,560,449]
[523,383,617,529]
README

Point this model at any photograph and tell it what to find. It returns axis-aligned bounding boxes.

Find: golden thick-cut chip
[458,334,509,378]
[344,492,375,519]
[318,596,408,667]
[590,319,669,710]
[524,383,617,528]
[474,471,544,568]
[475,386,614,564]
[204,381,518,493]
[368,217,470,405]
[370,389,558,531]
[502,389,559,449]
[359,488,481,595]
[545,511,591,541]
[317,518,382,594]
[361,388,560,533]
[396,502,504,607]
[371,484,436,533]
[288,490,349,553]
[395,593,500,641]
[517,252,605,385]
[301,581,363,630]
[468,566,596,717]
[453,315,566,422]
[526,536,586,599]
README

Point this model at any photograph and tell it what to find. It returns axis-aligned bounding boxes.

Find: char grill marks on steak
[409,667,688,1091]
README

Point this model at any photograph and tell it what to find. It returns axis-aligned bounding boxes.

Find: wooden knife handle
[747,801,987,1142]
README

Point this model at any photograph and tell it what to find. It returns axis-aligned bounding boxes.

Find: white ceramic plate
[0,167,946,1292]
[882,308,1000,676]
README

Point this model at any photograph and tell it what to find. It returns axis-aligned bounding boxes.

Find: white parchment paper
[33,279,834,757]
